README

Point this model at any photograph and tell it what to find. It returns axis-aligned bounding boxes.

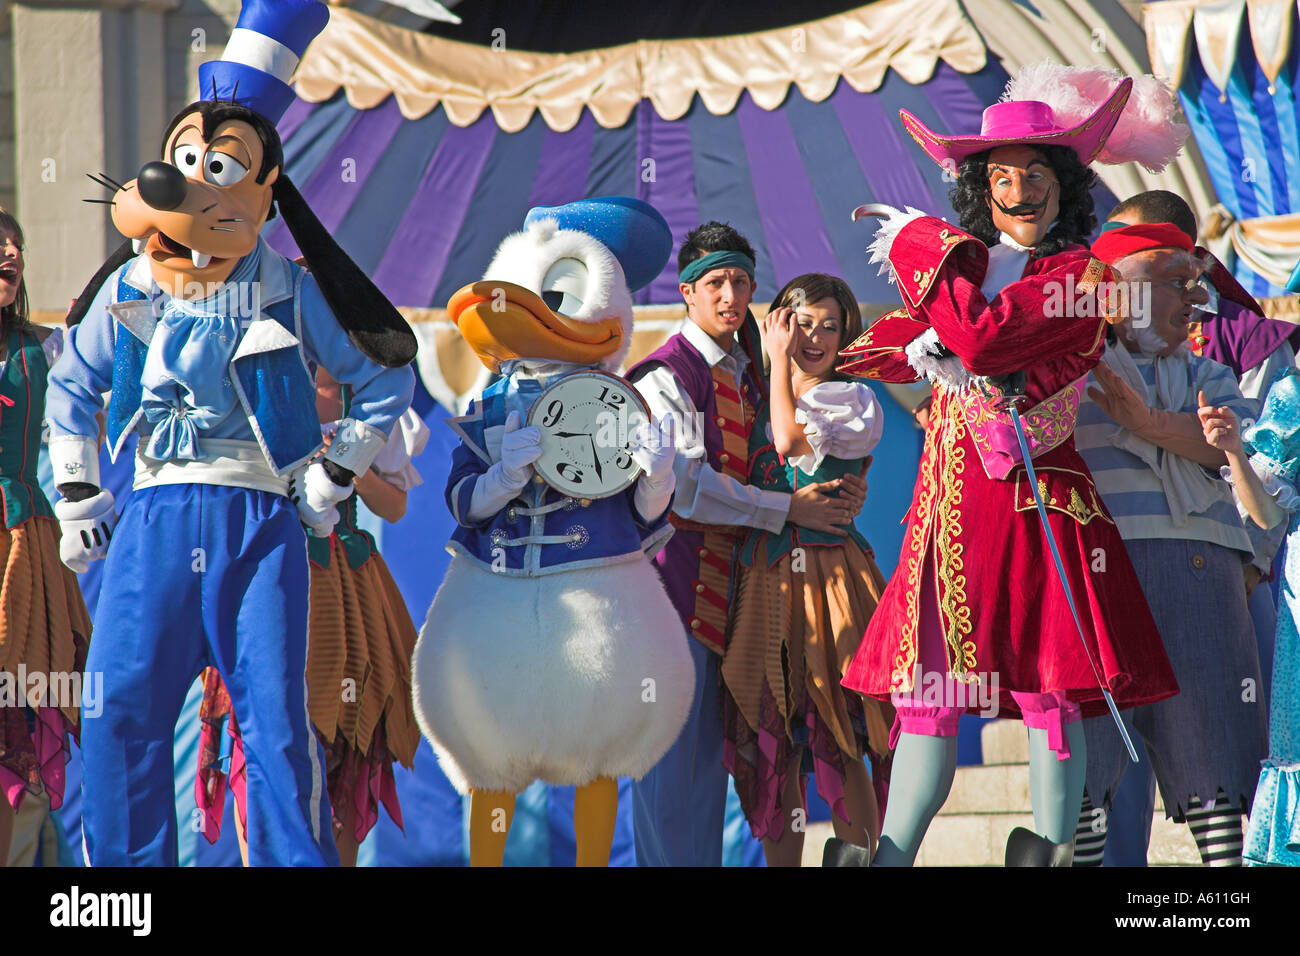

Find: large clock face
[526,370,650,499]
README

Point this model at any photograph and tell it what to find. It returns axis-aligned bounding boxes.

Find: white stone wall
[10,0,242,313]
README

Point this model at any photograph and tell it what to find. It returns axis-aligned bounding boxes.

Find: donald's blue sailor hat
[198,0,329,125]
[524,197,673,293]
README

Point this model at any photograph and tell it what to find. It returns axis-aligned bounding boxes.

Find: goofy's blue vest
[106,248,323,475]
[445,374,672,576]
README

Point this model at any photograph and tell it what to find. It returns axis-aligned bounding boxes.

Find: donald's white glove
[289,462,354,537]
[54,489,117,573]
[630,413,678,522]
[498,410,543,489]
[465,410,543,523]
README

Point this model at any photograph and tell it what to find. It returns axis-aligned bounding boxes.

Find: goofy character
[46,0,415,865]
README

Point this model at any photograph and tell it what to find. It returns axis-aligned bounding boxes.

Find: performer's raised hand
[54,488,117,573]
[762,307,800,361]
[1088,363,1153,433]
[1198,388,1243,454]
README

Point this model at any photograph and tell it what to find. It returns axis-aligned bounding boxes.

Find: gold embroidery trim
[1074,257,1107,296]
[933,393,977,681]
[899,224,981,308]
[892,387,978,690]
[1013,466,1113,526]
[893,386,942,691]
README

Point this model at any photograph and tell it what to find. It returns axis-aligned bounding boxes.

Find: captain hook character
[411,197,694,867]
[46,0,416,866]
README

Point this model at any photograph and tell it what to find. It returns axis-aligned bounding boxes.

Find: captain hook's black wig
[66,99,417,369]
[949,143,1099,260]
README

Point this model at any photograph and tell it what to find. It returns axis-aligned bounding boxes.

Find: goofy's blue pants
[80,484,336,866]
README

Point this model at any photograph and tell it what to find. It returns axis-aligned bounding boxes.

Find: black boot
[1004,826,1074,866]
[822,837,873,867]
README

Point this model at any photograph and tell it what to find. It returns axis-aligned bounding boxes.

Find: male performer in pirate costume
[837,64,1186,866]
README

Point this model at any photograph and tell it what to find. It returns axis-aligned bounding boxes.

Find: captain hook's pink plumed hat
[900,62,1188,173]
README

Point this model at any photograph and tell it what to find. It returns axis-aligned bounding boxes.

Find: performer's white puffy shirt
[324,407,429,490]
[786,380,884,475]
[368,408,430,491]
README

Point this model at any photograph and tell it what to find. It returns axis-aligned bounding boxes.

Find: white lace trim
[903,327,993,392]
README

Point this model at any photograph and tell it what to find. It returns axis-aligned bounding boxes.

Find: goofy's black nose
[136,161,189,211]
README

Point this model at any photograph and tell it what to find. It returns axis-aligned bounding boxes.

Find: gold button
[533,475,545,484]
[698,547,708,557]
[713,380,721,390]
[690,618,701,630]
[580,499,591,507]
[695,584,705,594]
[719,453,729,464]
[1191,554,1205,569]
[716,416,726,426]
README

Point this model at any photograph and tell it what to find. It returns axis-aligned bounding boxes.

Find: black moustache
[991,196,1048,217]
[991,182,1054,218]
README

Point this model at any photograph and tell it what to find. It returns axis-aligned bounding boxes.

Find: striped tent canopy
[1146,0,1300,307]
[267,1,1081,315]
[269,65,1012,312]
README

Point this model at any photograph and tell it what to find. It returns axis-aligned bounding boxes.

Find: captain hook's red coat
[840,217,1178,719]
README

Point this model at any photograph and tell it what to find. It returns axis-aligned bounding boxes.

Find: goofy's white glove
[289,462,354,537]
[630,413,678,522]
[465,410,543,523]
[54,489,117,573]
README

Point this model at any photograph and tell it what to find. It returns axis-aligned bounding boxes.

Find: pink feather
[1002,62,1189,173]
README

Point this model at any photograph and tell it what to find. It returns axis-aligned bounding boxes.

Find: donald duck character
[412,197,693,867]
[45,0,415,866]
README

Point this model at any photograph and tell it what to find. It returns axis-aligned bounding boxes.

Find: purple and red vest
[628,332,764,653]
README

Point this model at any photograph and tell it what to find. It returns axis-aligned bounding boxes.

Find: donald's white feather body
[411,210,692,796]
[412,554,693,793]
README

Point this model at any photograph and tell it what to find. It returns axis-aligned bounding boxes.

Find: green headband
[678,250,756,286]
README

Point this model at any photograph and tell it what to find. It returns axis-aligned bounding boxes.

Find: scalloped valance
[1144,0,1296,95]
[293,0,988,131]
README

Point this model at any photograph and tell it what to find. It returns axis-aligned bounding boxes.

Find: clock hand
[553,431,585,438]
[588,435,603,480]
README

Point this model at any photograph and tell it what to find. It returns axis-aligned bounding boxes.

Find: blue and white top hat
[523,197,672,293]
[198,0,329,125]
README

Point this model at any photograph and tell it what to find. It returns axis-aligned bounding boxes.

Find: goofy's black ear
[66,238,135,327]
[273,175,417,368]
